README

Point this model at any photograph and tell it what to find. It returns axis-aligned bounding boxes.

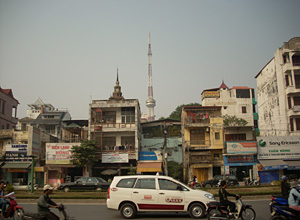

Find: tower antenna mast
[146,33,156,121]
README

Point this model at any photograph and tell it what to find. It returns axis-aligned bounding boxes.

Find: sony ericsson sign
[257,136,300,159]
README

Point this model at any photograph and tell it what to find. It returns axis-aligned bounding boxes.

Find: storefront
[2,162,31,186]
[223,141,257,181]
[257,136,300,183]
[45,143,80,185]
[136,151,163,174]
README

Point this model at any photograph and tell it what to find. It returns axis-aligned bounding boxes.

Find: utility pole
[163,122,168,176]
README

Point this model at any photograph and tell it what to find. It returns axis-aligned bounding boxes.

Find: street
[20,199,271,220]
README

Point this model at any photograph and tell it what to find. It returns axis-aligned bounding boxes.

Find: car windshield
[96,177,107,183]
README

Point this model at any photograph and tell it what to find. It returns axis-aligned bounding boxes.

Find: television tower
[146,33,156,121]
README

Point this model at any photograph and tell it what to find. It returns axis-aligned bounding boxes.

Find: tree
[70,140,99,177]
[169,103,201,121]
[223,114,248,126]
[167,161,183,181]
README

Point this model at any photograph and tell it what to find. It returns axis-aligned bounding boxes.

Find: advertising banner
[102,153,128,163]
[46,143,80,164]
[226,141,257,154]
[257,136,300,159]
[27,126,40,157]
[138,151,162,161]
[5,144,32,161]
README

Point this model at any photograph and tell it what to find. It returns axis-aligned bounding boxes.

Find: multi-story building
[255,37,300,183]
[0,87,19,130]
[201,82,258,181]
[88,73,141,176]
[182,106,223,183]
[32,110,71,140]
[140,119,182,175]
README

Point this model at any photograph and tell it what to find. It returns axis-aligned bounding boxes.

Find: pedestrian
[37,185,60,220]
[0,181,9,218]
[288,181,300,212]
[281,175,290,200]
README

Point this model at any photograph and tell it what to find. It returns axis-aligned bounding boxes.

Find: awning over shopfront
[259,160,288,171]
[2,162,31,169]
[137,162,162,172]
[285,161,300,170]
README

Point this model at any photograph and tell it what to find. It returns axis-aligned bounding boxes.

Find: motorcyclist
[0,181,9,218]
[288,181,300,212]
[281,175,290,200]
[219,180,239,214]
[37,185,60,220]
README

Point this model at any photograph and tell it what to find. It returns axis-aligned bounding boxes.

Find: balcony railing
[190,140,211,146]
[92,122,135,130]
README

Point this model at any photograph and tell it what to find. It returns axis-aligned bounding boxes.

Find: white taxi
[106,175,215,219]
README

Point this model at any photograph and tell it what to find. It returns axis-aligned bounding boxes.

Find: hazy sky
[1,0,300,120]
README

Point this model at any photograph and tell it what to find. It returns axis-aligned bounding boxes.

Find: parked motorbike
[270,195,289,213]
[27,182,39,190]
[270,204,300,220]
[207,196,256,220]
[0,192,24,220]
[21,204,73,220]
[244,178,259,186]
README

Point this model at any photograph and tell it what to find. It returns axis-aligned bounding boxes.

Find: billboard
[226,141,257,154]
[257,136,300,159]
[138,151,162,161]
[27,126,40,157]
[102,153,128,163]
[5,144,32,161]
[46,143,80,164]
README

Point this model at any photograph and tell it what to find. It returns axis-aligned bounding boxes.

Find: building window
[190,129,205,145]
[285,75,290,87]
[295,75,300,89]
[214,153,220,160]
[215,132,220,140]
[236,89,250,98]
[294,97,300,106]
[1,100,5,114]
[242,106,247,113]
[292,55,300,66]
[290,118,294,132]
[102,137,116,149]
[296,118,300,131]
[121,107,135,123]
[45,125,55,134]
[225,134,246,141]
[288,97,292,109]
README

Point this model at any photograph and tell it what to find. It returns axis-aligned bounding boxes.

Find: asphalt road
[19,199,271,220]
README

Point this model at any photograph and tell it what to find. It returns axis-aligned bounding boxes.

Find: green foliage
[223,114,248,126]
[6,184,14,194]
[70,140,99,169]
[169,103,201,121]
[167,161,183,181]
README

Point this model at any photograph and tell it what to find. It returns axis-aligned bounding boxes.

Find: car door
[157,178,185,211]
[131,177,159,210]
[85,177,98,190]
[74,177,87,190]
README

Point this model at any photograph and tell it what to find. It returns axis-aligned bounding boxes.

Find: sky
[1,0,300,120]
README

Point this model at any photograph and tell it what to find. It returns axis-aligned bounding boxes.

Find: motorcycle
[270,195,289,213]
[207,196,256,220]
[270,204,300,220]
[21,204,73,220]
[0,192,24,220]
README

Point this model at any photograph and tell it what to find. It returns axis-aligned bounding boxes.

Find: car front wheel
[120,203,137,219]
[188,203,205,218]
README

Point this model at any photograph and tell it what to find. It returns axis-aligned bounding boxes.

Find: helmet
[281,175,287,180]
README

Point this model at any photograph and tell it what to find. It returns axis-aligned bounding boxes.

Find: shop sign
[227,155,254,163]
[201,91,220,99]
[138,151,162,161]
[8,168,28,173]
[46,143,81,164]
[257,136,300,159]
[102,153,128,163]
[5,144,32,161]
[226,141,257,154]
